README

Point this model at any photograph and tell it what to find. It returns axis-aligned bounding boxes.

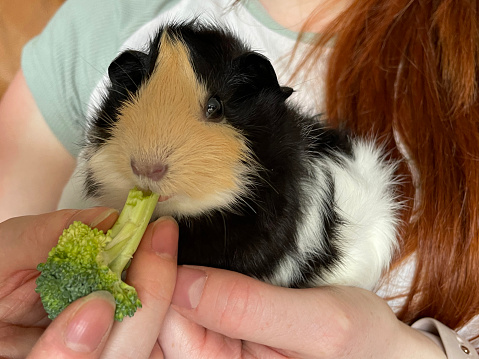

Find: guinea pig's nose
[131,160,168,181]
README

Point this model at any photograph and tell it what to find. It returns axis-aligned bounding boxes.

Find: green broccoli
[35,187,160,321]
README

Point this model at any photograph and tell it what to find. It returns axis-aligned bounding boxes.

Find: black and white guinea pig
[81,21,400,290]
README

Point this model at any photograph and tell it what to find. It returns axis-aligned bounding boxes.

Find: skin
[258,0,351,32]
[0,71,76,223]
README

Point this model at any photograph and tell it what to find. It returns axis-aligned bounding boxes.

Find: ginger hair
[301,0,479,332]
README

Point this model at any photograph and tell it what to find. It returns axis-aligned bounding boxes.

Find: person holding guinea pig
[1,0,478,358]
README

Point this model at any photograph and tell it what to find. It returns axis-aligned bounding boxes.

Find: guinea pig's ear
[233,52,292,100]
[108,50,149,93]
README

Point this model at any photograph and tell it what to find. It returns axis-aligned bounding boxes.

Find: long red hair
[301,0,479,333]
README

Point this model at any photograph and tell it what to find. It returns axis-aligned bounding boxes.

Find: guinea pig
[81,20,401,290]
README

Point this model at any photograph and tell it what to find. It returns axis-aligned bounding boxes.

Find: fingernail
[172,266,207,309]
[64,291,115,353]
[90,208,119,228]
[151,216,178,259]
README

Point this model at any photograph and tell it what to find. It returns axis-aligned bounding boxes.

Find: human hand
[159,266,447,359]
[0,208,179,359]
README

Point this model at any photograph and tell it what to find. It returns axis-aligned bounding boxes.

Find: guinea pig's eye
[205,96,223,122]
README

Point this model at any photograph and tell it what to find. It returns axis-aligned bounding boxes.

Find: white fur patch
[270,139,400,290]
[268,162,332,287]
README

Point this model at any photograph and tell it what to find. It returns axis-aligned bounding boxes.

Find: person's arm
[0,70,76,222]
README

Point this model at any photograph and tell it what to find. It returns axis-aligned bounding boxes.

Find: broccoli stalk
[35,187,160,321]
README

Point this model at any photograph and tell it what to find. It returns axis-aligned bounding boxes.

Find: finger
[160,307,243,359]
[101,217,179,359]
[27,291,116,359]
[0,326,44,359]
[0,207,118,274]
[160,308,291,359]
[148,342,164,359]
[170,266,398,357]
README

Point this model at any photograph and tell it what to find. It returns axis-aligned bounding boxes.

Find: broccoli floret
[35,187,159,321]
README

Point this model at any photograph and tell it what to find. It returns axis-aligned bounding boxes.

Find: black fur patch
[84,168,102,199]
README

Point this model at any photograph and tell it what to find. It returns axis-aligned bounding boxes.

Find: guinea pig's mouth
[158,195,172,202]
[134,183,172,202]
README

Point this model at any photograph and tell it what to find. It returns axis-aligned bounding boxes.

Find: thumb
[27,291,116,358]
[170,266,396,357]
[0,207,118,274]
